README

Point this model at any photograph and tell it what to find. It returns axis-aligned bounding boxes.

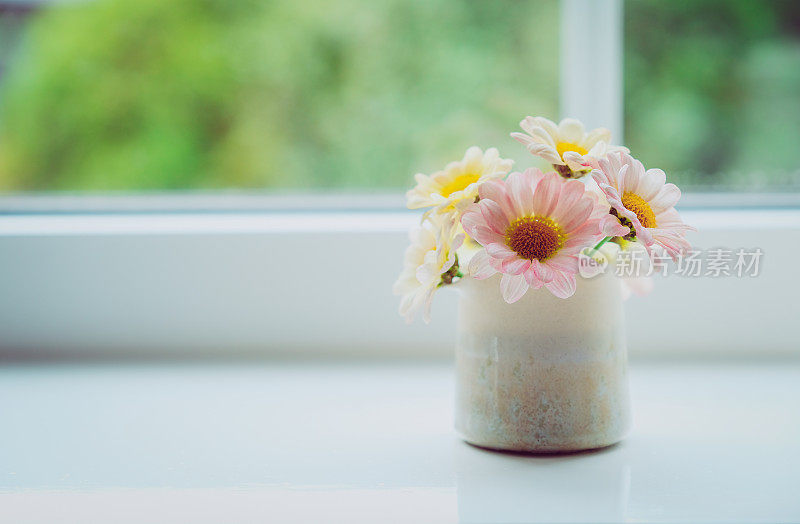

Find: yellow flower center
[439,173,480,197]
[556,142,588,159]
[505,216,565,261]
[621,192,657,228]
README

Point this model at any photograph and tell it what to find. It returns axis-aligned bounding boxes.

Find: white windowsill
[0,360,798,523]
[0,207,797,359]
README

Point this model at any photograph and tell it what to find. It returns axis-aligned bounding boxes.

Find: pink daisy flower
[592,152,695,261]
[460,169,607,302]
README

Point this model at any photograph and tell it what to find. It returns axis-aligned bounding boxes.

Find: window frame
[0,0,797,360]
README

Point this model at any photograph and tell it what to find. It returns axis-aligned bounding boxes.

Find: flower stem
[439,255,463,286]
[590,236,613,255]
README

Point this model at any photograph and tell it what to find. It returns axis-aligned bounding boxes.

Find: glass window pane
[625,0,800,191]
[0,0,558,192]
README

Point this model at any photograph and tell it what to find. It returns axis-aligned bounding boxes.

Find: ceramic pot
[454,271,630,452]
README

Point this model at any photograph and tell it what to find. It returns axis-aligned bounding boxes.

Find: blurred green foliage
[0,0,558,191]
[625,0,800,190]
[1,0,798,192]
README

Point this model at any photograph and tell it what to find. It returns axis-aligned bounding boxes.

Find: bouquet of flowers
[394,116,695,323]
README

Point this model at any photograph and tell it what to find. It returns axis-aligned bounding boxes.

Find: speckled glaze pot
[454,272,630,453]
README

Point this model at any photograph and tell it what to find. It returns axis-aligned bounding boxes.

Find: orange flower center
[505,216,564,261]
[556,141,588,159]
[621,192,657,228]
[439,173,480,197]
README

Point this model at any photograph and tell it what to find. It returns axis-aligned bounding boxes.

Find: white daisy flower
[405,146,513,215]
[392,215,465,324]
[511,116,628,178]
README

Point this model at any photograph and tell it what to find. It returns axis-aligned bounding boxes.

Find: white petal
[511,132,536,147]
[529,126,557,146]
[531,116,559,138]
[558,118,586,143]
[638,168,666,200]
[526,143,562,164]
[584,127,612,148]
[650,183,681,213]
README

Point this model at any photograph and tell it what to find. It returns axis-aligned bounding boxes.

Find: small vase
[454,271,630,452]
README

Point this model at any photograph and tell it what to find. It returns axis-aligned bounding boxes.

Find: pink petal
[550,178,585,224]
[608,200,650,247]
[471,225,505,246]
[655,207,695,232]
[623,158,645,194]
[523,266,544,289]
[617,163,631,196]
[532,172,561,216]
[584,191,609,220]
[477,179,504,201]
[460,210,483,236]
[479,180,517,219]
[627,214,654,247]
[479,199,509,234]
[531,259,556,283]
[507,171,532,217]
[594,161,613,187]
[502,257,531,275]
[468,249,499,280]
[652,231,692,262]
[545,254,579,274]
[486,242,517,260]
[600,214,630,237]
[523,167,547,188]
[601,187,625,210]
[545,271,577,299]
[500,273,529,304]
[562,226,602,254]
[488,256,505,272]
[559,196,593,232]
[515,171,537,215]
[597,155,623,192]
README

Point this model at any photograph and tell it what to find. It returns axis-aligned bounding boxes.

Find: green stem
[590,236,612,255]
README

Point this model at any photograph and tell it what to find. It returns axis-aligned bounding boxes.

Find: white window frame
[0,0,797,359]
